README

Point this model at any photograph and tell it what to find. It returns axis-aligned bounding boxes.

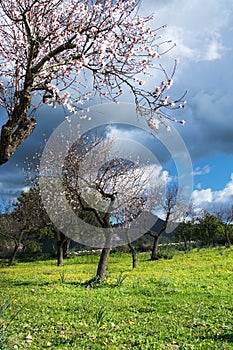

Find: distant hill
[42,213,178,254]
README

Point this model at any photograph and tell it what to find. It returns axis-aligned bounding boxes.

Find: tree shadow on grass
[202,333,233,344]
[214,333,233,343]
[12,280,51,287]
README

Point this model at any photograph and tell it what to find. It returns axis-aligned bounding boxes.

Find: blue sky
[0,0,233,214]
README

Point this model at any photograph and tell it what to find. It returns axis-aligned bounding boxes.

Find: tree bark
[8,244,20,266]
[96,229,112,282]
[96,247,111,282]
[57,241,64,266]
[224,225,231,247]
[63,238,70,258]
[128,242,137,268]
[0,90,36,165]
[151,235,160,261]
[150,209,171,260]
[54,228,68,266]
[0,118,36,165]
[8,230,24,266]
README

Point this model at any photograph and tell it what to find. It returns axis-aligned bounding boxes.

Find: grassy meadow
[0,247,233,349]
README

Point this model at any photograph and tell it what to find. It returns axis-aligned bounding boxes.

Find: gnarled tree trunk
[0,91,36,165]
[8,229,24,266]
[151,234,160,261]
[54,228,69,266]
[96,247,111,282]
[96,228,112,282]
[63,238,70,258]
[128,242,137,268]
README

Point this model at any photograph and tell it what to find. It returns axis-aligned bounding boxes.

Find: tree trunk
[149,210,170,261]
[57,240,64,266]
[224,225,231,247]
[8,230,24,266]
[151,235,159,261]
[96,247,111,282]
[0,90,35,165]
[182,235,188,251]
[207,228,213,247]
[96,229,112,282]
[63,239,70,258]
[54,228,68,266]
[128,242,137,268]
[8,244,20,266]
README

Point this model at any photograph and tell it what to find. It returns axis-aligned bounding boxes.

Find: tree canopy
[0,0,186,164]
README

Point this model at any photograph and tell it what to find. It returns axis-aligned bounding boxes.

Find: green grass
[0,247,233,349]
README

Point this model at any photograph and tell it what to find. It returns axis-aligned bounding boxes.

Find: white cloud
[161,26,197,60]
[141,163,170,186]
[205,39,224,61]
[193,165,211,176]
[214,173,233,203]
[22,186,30,193]
[192,188,213,206]
[144,0,232,62]
[196,183,202,190]
[191,173,233,211]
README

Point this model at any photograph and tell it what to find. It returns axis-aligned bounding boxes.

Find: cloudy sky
[144,0,233,211]
[0,0,233,214]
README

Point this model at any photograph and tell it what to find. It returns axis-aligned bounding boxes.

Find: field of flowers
[0,247,233,349]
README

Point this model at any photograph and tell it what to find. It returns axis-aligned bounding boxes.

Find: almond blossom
[0,0,186,164]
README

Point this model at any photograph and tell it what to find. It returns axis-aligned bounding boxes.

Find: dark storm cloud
[178,54,233,160]
[142,0,233,161]
[0,105,66,199]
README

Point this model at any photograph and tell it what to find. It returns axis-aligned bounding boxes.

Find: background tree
[54,227,71,267]
[24,179,72,266]
[114,196,148,269]
[174,201,195,250]
[24,162,75,266]
[196,211,223,247]
[0,185,71,266]
[146,182,188,260]
[0,0,186,164]
[0,187,47,265]
[214,204,233,247]
[175,221,195,251]
[0,201,17,261]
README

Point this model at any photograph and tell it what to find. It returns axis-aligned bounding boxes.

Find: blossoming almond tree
[63,139,160,282]
[0,0,186,165]
[39,133,161,281]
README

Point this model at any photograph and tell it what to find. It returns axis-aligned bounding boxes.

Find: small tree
[114,196,148,269]
[0,0,186,165]
[196,211,223,247]
[214,205,233,247]
[0,187,46,265]
[174,201,195,250]
[54,227,71,266]
[0,202,19,262]
[147,182,188,260]
[23,181,71,266]
[175,221,195,251]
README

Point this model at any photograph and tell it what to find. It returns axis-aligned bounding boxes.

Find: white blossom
[147,117,160,129]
